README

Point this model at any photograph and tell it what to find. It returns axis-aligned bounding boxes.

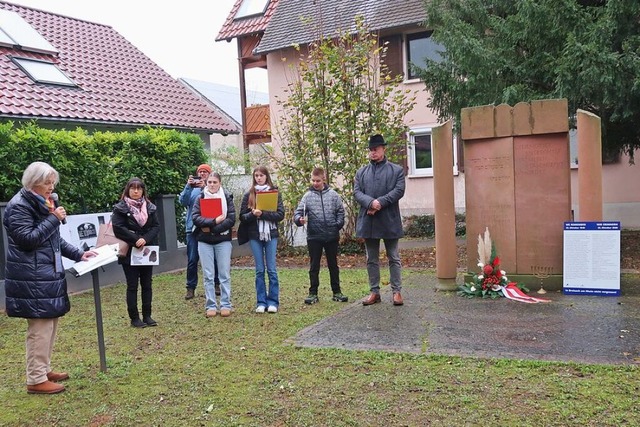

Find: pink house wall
[571,151,640,228]
[265,50,640,228]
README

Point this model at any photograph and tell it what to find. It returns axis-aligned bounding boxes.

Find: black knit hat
[368,134,386,148]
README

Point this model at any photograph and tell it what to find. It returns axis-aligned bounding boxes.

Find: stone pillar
[577,109,603,221]
[432,121,458,290]
[154,194,178,252]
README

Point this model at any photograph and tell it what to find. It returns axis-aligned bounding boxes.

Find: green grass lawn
[1,267,638,426]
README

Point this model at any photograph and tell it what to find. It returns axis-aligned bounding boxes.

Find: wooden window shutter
[379,35,403,82]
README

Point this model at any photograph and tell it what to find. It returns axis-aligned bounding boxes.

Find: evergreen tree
[417,0,640,159]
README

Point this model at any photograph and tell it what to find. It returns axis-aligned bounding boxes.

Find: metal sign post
[90,268,108,372]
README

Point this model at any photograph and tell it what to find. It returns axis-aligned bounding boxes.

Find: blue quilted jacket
[3,189,84,318]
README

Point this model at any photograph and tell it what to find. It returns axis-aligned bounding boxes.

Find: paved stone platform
[291,273,640,365]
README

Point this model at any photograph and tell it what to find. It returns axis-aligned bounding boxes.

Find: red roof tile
[0,1,237,134]
[216,0,280,41]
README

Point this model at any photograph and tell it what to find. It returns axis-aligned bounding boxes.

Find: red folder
[201,198,222,218]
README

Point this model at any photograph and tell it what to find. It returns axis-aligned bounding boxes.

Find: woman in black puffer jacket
[4,162,96,395]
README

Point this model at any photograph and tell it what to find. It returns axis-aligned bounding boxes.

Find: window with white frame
[408,127,458,176]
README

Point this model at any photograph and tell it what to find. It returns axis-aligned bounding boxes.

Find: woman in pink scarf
[111,177,160,328]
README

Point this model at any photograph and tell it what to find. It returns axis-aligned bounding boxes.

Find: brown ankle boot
[27,380,65,394]
[47,371,69,382]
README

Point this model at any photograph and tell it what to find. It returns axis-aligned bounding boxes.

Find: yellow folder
[256,190,278,211]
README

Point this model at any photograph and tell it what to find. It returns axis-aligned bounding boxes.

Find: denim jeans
[185,232,199,290]
[198,241,232,310]
[364,238,402,293]
[249,238,280,308]
[307,238,341,295]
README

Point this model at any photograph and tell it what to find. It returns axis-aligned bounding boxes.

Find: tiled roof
[255,0,427,54]
[0,1,237,134]
[216,0,280,42]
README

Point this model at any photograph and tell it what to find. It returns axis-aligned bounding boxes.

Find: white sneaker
[255,306,266,313]
[267,305,278,313]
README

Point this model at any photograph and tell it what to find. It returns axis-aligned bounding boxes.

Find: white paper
[67,244,119,277]
[130,245,159,266]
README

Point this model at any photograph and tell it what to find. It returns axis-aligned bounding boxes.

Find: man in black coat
[354,134,406,306]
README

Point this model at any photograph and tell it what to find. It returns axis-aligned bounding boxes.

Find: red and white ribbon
[501,283,551,303]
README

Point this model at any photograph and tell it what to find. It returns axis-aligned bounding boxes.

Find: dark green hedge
[0,121,208,239]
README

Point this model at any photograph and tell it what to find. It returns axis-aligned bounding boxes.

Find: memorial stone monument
[461,99,571,288]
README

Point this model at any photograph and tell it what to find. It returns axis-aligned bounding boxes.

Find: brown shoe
[47,371,69,382]
[362,292,381,306]
[393,292,404,306]
[206,309,217,318]
[27,380,65,394]
[185,288,195,300]
[220,308,231,317]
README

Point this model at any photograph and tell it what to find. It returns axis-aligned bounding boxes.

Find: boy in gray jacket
[294,167,348,304]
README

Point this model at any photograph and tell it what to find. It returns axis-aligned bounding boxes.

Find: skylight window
[235,0,270,19]
[12,57,76,87]
[0,9,58,55]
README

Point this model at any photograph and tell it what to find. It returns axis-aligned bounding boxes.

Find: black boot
[131,317,147,328]
[143,316,158,326]
[142,306,157,326]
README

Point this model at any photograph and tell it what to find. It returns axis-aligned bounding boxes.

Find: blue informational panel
[563,221,620,296]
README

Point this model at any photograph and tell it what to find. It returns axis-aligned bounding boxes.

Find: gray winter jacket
[354,157,405,239]
[294,185,345,242]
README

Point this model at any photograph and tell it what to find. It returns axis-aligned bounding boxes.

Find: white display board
[59,212,112,269]
[563,221,620,296]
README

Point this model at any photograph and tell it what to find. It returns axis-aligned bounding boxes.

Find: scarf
[124,196,148,226]
[255,184,276,241]
[31,192,55,213]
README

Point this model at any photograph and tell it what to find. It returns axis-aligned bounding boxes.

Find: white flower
[478,275,484,280]
[500,270,506,275]
[491,284,502,291]
[477,262,484,268]
[470,286,476,292]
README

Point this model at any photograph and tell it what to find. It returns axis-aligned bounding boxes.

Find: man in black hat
[354,134,406,306]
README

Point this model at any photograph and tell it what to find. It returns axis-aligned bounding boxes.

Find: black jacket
[3,189,84,318]
[111,199,160,265]
[239,189,285,241]
[192,191,235,244]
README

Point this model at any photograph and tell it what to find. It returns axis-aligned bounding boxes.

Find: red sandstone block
[461,104,495,140]
[494,104,513,137]
[531,99,569,134]
[513,102,532,136]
